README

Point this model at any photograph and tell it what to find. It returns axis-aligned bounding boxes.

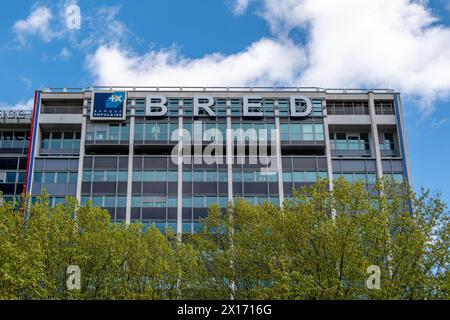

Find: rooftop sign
[89,92,314,119]
[0,109,27,120]
[145,95,313,118]
[90,91,127,120]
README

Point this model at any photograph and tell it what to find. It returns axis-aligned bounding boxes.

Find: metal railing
[41,86,396,94]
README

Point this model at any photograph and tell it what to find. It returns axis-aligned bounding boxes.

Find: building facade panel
[0,87,411,234]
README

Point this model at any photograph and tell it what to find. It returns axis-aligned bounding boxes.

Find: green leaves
[0,178,448,300]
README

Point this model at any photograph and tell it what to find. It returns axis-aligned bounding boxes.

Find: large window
[330,132,370,151]
[83,170,128,182]
[41,131,80,153]
[35,171,77,184]
[0,131,30,151]
[132,170,177,182]
[236,196,279,206]
[183,170,227,182]
[327,101,369,115]
[232,170,278,182]
[81,196,127,208]
[86,124,129,142]
[183,196,228,208]
[375,100,395,115]
[231,122,275,142]
[333,172,377,184]
[134,122,178,142]
[0,171,26,183]
[280,123,324,142]
[380,133,395,151]
[283,171,327,183]
[183,122,227,142]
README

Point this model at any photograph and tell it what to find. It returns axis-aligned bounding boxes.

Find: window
[108,124,120,140]
[280,123,324,142]
[375,100,395,115]
[243,172,254,182]
[327,101,369,115]
[83,171,92,182]
[69,172,78,183]
[205,171,216,182]
[51,133,62,148]
[167,171,177,181]
[334,172,377,185]
[183,171,192,182]
[44,172,55,184]
[34,172,43,183]
[193,171,204,182]
[330,132,370,151]
[93,171,104,181]
[56,172,67,184]
[381,133,395,151]
[218,172,227,182]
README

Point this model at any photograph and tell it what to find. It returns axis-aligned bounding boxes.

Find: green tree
[0,178,448,300]
[189,178,449,300]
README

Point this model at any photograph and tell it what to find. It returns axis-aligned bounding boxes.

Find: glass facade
[1,89,409,234]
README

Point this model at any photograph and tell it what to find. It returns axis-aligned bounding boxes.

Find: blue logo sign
[91,91,126,119]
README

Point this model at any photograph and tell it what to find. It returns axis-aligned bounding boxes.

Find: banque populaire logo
[91,91,127,120]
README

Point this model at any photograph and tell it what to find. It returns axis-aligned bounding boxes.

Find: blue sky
[0,0,449,205]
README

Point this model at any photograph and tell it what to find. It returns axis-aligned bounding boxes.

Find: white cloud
[87,0,450,114]
[13,6,59,45]
[0,98,34,110]
[87,39,306,87]
[59,47,72,60]
[19,76,32,90]
[432,118,448,127]
[233,0,253,15]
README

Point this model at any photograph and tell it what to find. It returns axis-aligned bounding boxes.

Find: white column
[395,94,412,187]
[274,100,284,207]
[368,92,383,179]
[177,100,184,238]
[226,99,234,205]
[322,99,334,190]
[75,97,88,204]
[125,100,135,225]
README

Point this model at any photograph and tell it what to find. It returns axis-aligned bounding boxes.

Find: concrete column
[75,97,88,204]
[274,100,284,207]
[28,93,43,196]
[125,100,135,225]
[394,94,412,187]
[226,99,234,205]
[322,99,334,190]
[368,92,383,179]
[177,100,184,237]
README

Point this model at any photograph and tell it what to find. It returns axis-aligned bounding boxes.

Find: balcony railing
[41,86,397,94]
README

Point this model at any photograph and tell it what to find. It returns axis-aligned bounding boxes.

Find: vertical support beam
[394,94,412,187]
[25,91,42,198]
[274,100,284,207]
[125,100,135,225]
[322,98,334,190]
[226,99,234,205]
[368,92,383,179]
[176,100,184,238]
[75,96,88,204]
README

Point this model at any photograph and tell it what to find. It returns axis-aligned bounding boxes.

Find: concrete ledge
[327,115,371,125]
[39,114,83,124]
